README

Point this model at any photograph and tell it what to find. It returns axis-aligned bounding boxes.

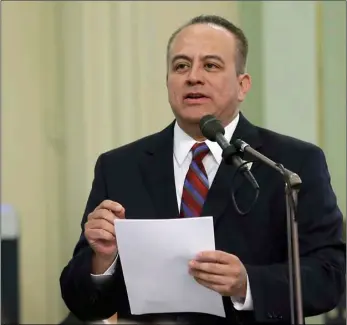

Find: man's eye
[205,63,218,70]
[175,63,189,71]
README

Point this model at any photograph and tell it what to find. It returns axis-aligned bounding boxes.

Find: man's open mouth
[184,93,208,99]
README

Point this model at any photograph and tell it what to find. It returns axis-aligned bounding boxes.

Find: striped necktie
[180,142,210,218]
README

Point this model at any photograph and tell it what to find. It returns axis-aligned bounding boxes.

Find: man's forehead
[169,23,236,59]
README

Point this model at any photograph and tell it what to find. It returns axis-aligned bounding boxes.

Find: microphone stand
[234,140,304,325]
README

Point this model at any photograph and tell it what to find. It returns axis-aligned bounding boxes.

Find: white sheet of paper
[114,217,225,318]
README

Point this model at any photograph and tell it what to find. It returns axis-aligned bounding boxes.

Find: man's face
[166,23,251,128]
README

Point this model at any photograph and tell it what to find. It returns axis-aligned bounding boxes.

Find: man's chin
[182,110,215,123]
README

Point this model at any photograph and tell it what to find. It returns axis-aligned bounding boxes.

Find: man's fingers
[87,219,115,236]
[115,208,125,219]
[193,278,226,295]
[96,200,125,217]
[189,261,228,275]
[189,269,226,285]
[87,228,115,242]
[195,250,237,265]
[88,208,117,224]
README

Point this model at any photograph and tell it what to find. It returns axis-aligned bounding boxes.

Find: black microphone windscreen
[199,115,225,141]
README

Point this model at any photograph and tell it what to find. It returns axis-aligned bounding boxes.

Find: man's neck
[175,122,206,142]
[176,111,239,141]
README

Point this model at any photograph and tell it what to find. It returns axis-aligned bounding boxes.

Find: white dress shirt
[91,113,253,311]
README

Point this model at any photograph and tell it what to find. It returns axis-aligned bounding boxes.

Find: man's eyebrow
[171,54,224,64]
[171,55,191,64]
[203,55,224,64]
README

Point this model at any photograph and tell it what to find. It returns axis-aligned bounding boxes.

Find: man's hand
[188,250,248,298]
[84,200,125,274]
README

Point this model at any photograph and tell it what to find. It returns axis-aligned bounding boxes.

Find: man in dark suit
[59,15,345,324]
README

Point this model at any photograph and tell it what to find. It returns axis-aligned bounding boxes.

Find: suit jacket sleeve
[245,146,346,323]
[59,154,122,321]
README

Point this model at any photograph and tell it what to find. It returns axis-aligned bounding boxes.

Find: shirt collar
[174,113,240,166]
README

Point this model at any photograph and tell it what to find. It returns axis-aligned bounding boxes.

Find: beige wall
[2,2,238,323]
[2,3,64,322]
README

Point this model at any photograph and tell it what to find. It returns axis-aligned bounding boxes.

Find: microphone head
[199,115,225,141]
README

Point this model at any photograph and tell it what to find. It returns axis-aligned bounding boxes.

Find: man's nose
[186,67,204,86]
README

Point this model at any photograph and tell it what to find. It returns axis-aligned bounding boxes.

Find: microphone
[199,115,259,190]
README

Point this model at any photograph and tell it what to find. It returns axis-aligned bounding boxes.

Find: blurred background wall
[1,1,345,324]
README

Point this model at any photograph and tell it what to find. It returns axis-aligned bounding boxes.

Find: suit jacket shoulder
[257,126,323,157]
[99,122,174,168]
[253,126,328,177]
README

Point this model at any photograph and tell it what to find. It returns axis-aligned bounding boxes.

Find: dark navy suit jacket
[60,114,345,324]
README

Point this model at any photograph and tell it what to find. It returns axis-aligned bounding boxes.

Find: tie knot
[191,142,209,162]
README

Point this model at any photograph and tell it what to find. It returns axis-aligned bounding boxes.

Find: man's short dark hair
[166,15,248,75]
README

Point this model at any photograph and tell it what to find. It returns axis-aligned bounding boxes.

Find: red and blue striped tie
[180,142,210,218]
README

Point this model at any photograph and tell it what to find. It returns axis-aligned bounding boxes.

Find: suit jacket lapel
[139,122,179,219]
[202,113,263,225]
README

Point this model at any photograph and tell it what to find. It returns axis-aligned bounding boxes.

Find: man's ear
[238,73,252,102]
